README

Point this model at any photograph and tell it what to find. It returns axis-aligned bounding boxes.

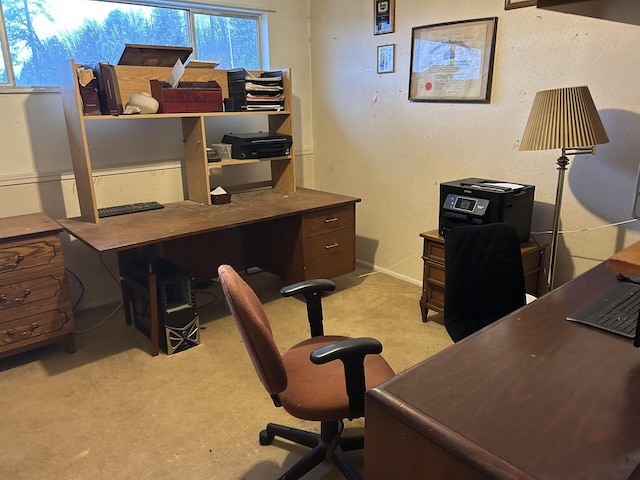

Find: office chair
[444,223,527,342]
[217,265,395,480]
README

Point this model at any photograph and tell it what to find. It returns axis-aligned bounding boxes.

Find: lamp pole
[547,151,569,292]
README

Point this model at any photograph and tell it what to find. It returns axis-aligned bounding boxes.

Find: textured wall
[310,0,640,288]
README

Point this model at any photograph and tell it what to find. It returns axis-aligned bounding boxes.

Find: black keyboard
[567,282,640,338]
[98,201,164,218]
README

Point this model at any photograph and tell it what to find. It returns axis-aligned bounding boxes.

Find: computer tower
[125,257,199,355]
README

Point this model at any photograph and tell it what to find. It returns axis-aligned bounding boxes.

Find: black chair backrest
[444,223,526,342]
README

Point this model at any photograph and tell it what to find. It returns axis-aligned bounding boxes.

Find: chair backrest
[218,265,288,396]
[444,223,526,342]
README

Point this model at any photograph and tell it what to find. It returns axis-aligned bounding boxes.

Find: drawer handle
[0,254,25,271]
[6,329,14,336]
[324,217,338,223]
[1,290,31,303]
[325,243,339,249]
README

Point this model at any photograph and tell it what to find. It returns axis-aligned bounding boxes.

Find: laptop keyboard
[567,283,640,338]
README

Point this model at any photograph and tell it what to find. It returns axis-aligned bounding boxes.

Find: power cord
[72,255,123,334]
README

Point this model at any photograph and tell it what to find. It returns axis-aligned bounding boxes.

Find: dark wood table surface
[366,261,640,479]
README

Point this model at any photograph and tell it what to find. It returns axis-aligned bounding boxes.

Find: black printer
[439,178,535,243]
[221,132,292,159]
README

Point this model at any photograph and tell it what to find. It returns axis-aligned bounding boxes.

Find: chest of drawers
[419,229,546,322]
[0,213,75,358]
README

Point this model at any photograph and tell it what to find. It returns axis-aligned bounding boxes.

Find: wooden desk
[609,241,640,277]
[365,262,640,479]
[58,188,360,355]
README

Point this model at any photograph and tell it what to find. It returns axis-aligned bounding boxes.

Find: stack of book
[226,69,284,112]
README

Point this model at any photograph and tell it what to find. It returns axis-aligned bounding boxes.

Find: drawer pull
[325,243,339,249]
[0,254,25,271]
[324,217,339,223]
[1,290,31,303]
[6,329,14,336]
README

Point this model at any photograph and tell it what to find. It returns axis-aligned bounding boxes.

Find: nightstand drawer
[303,205,355,237]
[0,274,65,315]
[425,241,445,263]
[0,309,72,348]
[0,238,62,276]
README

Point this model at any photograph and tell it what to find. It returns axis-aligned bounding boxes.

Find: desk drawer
[0,309,72,348]
[304,228,355,279]
[0,237,62,276]
[303,205,355,237]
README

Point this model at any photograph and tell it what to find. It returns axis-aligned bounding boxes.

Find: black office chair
[218,265,395,480]
[444,223,527,342]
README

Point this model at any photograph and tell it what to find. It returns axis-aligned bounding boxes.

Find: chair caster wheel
[259,430,274,445]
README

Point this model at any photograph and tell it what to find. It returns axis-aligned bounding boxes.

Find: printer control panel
[442,194,489,216]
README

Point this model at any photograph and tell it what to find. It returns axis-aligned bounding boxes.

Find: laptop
[567,281,640,339]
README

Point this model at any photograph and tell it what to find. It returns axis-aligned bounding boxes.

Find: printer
[221,132,292,160]
[439,178,535,243]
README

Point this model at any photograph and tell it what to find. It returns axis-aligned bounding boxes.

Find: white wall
[310,0,640,288]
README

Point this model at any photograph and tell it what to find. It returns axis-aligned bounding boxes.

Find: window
[0,0,264,89]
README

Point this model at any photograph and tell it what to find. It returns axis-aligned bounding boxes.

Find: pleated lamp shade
[519,86,609,151]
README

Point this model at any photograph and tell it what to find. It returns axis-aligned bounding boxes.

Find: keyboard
[98,201,164,218]
[567,282,640,338]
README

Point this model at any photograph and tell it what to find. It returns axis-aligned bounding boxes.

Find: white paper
[483,182,525,190]
[167,59,185,88]
[211,186,227,195]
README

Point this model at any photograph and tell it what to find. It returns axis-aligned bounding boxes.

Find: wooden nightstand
[419,229,547,322]
[0,213,75,358]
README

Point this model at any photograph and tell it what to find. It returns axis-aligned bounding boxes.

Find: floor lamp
[520,86,609,291]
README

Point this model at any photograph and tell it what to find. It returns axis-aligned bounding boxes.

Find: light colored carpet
[0,265,452,479]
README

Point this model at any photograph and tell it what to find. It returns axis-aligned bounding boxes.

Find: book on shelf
[89,62,123,115]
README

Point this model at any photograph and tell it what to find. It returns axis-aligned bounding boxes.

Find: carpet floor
[0,265,452,479]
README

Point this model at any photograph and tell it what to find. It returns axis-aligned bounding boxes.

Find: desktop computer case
[125,257,199,354]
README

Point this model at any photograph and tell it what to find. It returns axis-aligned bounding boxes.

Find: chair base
[260,420,363,480]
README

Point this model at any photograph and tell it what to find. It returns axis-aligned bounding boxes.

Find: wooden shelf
[82,110,292,121]
[59,59,296,223]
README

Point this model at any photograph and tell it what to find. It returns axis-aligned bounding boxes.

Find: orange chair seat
[280,335,395,421]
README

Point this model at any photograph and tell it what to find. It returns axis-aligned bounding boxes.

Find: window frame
[0,0,272,93]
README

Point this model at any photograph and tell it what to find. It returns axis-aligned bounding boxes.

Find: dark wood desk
[58,188,360,355]
[365,262,640,479]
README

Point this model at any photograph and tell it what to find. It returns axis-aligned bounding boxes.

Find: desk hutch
[59,59,297,223]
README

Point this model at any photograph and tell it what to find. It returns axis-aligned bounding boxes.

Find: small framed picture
[377,44,395,74]
[505,0,537,9]
[374,0,395,35]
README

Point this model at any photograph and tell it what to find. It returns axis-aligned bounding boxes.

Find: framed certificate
[409,17,498,103]
[374,0,395,35]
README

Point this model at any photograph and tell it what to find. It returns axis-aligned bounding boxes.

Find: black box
[221,132,292,159]
[439,178,535,243]
[125,257,199,354]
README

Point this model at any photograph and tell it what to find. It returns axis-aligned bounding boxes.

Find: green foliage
[0,0,260,87]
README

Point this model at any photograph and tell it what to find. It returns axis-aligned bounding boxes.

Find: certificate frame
[377,44,395,74]
[409,17,498,103]
[374,0,395,35]
[505,0,537,9]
